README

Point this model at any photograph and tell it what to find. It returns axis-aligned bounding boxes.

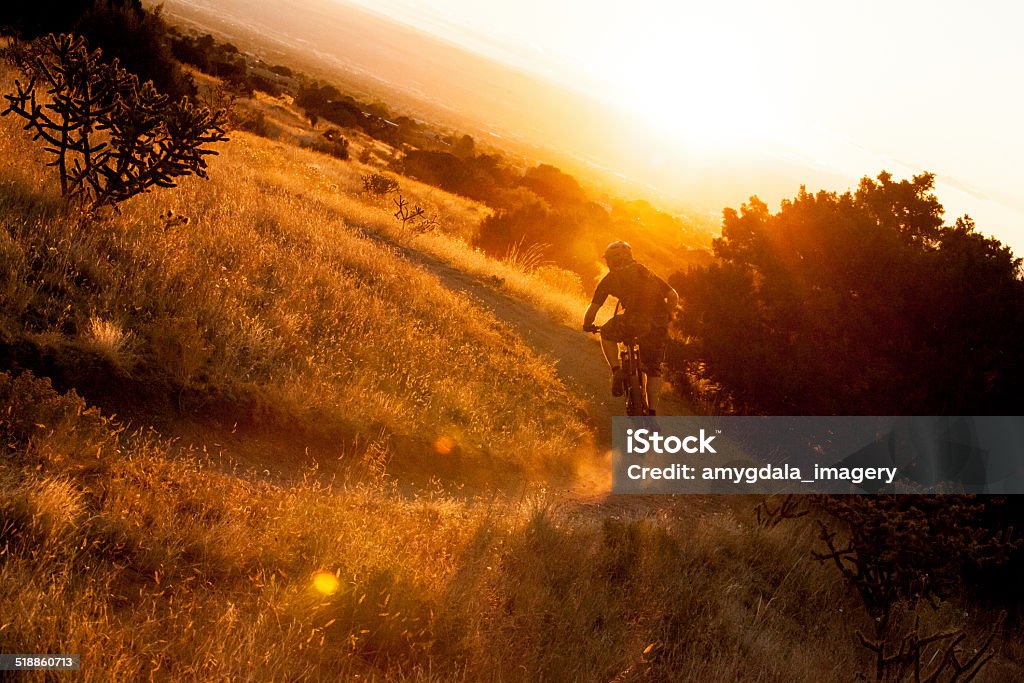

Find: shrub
[236,110,276,138]
[73,2,196,101]
[674,173,1024,415]
[306,136,349,161]
[361,172,399,196]
[813,495,1016,681]
[3,33,228,211]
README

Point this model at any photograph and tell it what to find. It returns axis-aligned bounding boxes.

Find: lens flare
[312,570,339,595]
[434,435,456,455]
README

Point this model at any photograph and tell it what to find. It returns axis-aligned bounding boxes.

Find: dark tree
[520,163,587,205]
[74,2,195,100]
[401,150,467,191]
[2,1,194,101]
[451,133,475,159]
[672,172,1024,415]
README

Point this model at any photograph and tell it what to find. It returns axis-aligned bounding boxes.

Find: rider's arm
[583,301,602,330]
[583,277,610,331]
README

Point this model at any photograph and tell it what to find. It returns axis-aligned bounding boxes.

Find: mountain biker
[582,241,679,413]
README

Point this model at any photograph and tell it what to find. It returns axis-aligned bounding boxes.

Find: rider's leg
[640,326,668,413]
[599,318,625,396]
[603,337,625,396]
[598,316,623,370]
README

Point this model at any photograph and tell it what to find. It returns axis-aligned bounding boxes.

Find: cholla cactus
[3,33,227,211]
[813,495,1017,681]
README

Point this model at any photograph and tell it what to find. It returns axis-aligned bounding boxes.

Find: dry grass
[0,101,589,478]
[1,65,1021,682]
[0,372,872,681]
[7,375,1015,681]
[214,70,595,325]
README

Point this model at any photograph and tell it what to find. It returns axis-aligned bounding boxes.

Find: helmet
[603,241,633,269]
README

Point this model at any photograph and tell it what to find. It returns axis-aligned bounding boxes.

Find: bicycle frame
[590,303,653,416]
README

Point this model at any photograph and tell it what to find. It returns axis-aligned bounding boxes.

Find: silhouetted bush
[169,31,246,87]
[520,163,587,205]
[74,3,195,100]
[672,172,1024,415]
[812,494,1014,680]
[361,173,399,196]
[236,110,276,138]
[246,73,282,97]
[401,150,466,191]
[3,1,195,101]
[305,137,350,161]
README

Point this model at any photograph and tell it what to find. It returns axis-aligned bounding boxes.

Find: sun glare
[592,20,797,156]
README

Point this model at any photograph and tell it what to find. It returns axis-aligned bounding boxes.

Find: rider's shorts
[599,315,668,377]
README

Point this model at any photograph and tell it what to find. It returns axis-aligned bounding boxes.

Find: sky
[339,0,1024,253]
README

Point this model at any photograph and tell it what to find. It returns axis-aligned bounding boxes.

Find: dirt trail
[371,237,736,520]
[370,233,692,450]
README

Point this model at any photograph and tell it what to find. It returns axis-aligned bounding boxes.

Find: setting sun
[342,0,1024,254]
[594,24,794,154]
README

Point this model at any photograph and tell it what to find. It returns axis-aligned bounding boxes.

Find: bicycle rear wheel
[626,373,643,416]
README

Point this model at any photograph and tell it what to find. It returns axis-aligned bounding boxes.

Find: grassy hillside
[0,100,591,479]
[0,370,867,682]
[1,67,1021,681]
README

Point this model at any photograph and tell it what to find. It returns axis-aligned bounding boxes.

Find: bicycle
[617,333,653,416]
[586,322,653,417]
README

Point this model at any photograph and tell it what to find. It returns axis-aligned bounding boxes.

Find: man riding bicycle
[583,241,679,413]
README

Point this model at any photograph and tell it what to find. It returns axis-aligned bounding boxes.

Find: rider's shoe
[611,367,624,397]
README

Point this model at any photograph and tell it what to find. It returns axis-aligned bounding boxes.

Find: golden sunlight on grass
[0,96,590,478]
[0,371,884,681]
[2,63,1020,682]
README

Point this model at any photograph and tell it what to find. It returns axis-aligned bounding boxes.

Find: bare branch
[2,32,228,211]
